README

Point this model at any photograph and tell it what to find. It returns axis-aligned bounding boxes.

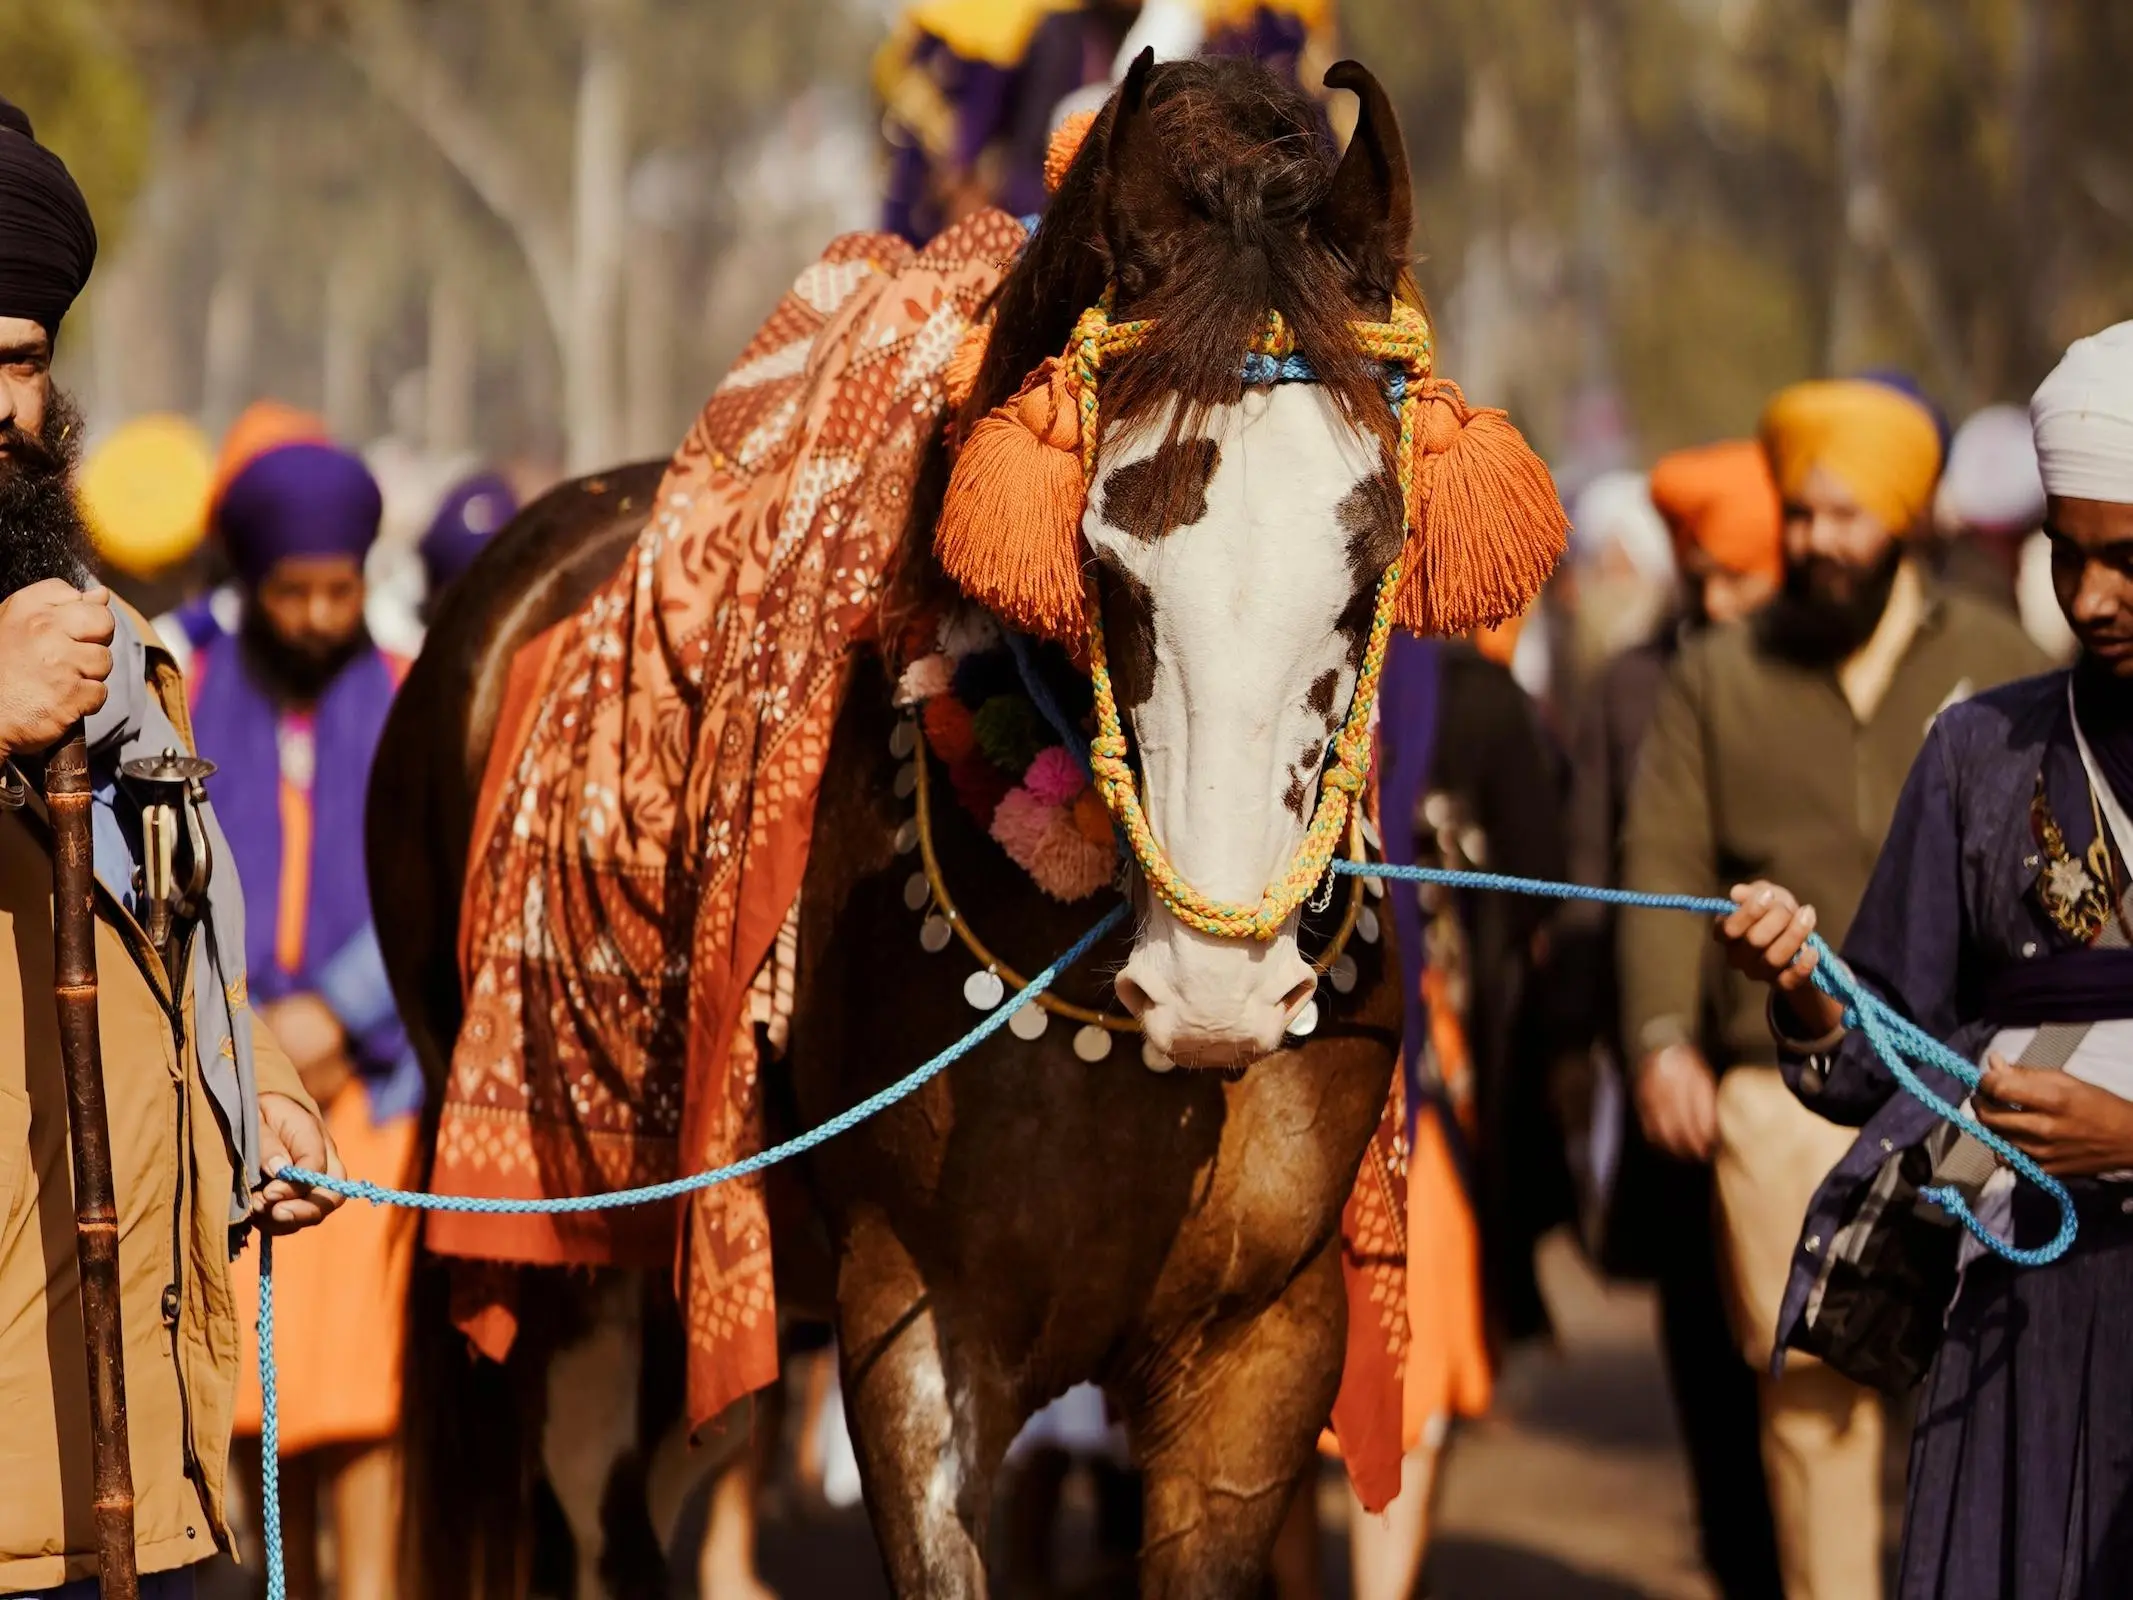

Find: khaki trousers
[1714,1067,1883,1600]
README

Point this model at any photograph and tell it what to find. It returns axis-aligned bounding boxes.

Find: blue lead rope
[1328,860,2078,1267]
[254,864,2075,1597]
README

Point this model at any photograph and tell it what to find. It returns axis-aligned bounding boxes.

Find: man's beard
[1758,543,1905,669]
[0,388,93,597]
[239,599,370,706]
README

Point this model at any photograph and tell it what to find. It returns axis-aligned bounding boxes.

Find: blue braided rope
[256,1232,284,1600]
[1240,351,1408,403]
[1331,859,2078,1266]
[274,903,1127,1214]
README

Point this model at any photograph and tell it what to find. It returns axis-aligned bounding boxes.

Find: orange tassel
[937,358,1089,644]
[1045,110,1098,195]
[944,322,990,413]
[1394,379,1568,637]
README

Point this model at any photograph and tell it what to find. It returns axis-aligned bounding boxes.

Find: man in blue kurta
[184,440,418,1600]
[1718,322,2133,1599]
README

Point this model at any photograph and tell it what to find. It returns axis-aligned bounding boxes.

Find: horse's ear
[1315,61,1413,316]
[1102,48,1190,305]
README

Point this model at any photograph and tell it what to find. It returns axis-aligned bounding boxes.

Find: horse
[374,53,1423,1598]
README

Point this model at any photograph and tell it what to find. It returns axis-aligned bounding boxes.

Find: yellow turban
[1759,379,1943,536]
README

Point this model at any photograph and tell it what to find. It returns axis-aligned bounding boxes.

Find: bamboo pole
[46,724,140,1600]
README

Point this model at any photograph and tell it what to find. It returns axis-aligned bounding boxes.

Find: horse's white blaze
[1085,385,1384,1066]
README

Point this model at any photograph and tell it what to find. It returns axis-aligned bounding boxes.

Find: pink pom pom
[1026,811,1115,902]
[1023,745,1086,808]
[989,787,1057,866]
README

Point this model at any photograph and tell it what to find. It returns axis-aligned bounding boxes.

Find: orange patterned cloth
[433,211,1416,1507]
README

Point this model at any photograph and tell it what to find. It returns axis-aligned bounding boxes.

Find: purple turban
[216,441,383,588]
[418,471,518,593]
[0,96,97,339]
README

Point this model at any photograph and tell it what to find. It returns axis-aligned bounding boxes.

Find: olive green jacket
[1618,579,2046,1075]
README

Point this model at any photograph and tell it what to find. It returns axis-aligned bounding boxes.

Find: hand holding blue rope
[1329,860,2078,1266]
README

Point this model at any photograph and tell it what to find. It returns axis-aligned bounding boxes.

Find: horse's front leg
[1125,1243,1348,1600]
[834,1206,1024,1599]
[541,1271,662,1600]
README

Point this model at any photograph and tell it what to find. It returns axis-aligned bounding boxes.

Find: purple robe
[187,631,421,1119]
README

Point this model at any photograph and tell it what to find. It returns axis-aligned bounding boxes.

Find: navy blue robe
[1775,669,2133,1599]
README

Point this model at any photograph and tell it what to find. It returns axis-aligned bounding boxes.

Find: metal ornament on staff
[44,724,139,1600]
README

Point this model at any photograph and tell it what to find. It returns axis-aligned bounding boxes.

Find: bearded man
[0,96,342,1598]
[1617,378,2044,1599]
[179,440,419,1600]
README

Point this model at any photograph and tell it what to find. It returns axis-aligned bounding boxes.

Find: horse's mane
[884,56,1410,647]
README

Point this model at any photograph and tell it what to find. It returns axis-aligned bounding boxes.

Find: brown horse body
[375,463,1398,1597]
[373,54,1421,1597]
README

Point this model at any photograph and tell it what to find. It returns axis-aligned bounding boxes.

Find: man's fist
[0,580,114,759]
[1636,1043,1721,1162]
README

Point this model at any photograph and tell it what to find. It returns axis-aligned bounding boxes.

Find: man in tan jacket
[1,95,343,1597]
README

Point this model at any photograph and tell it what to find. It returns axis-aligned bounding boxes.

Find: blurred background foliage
[6,0,2130,493]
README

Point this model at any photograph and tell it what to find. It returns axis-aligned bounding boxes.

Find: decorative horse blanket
[436,209,1422,1510]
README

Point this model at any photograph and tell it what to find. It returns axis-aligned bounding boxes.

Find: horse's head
[1066,56,1416,1066]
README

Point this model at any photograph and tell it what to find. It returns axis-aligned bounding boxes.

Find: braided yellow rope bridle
[1067,296,1434,941]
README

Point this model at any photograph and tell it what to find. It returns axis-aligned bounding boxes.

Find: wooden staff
[46,724,140,1600]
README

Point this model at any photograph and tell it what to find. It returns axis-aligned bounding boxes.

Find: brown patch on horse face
[1335,468,1404,669]
[1282,736,1326,820]
[1101,561,1160,711]
[1305,668,1339,724]
[1281,770,1309,819]
[1100,438,1222,543]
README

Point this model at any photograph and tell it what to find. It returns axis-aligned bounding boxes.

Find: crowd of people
[9,6,2133,1597]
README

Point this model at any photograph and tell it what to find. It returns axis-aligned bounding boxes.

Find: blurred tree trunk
[1566,0,1631,479]
[1572,0,1621,401]
[1449,62,1514,404]
[1828,0,1888,374]
[88,91,210,421]
[200,263,256,434]
[624,217,683,459]
[2010,0,2053,381]
[323,254,371,438]
[426,266,477,457]
[339,0,628,472]
[566,0,628,471]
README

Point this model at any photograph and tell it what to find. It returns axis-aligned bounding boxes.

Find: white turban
[1939,404,2044,535]
[1569,469,1675,586]
[2030,320,2133,505]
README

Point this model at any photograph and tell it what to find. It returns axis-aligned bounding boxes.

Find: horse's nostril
[1115,975,1154,1018]
[1279,975,1317,1020]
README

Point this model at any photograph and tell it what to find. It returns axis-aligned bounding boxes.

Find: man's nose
[2075,563,2119,622]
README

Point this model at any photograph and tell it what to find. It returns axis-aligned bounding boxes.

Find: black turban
[0,95,97,340]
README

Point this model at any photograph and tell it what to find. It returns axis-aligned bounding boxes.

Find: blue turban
[216,441,383,588]
[418,471,518,593]
[0,96,97,339]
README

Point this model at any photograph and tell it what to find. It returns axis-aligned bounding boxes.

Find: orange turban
[1759,379,1942,536]
[211,400,330,522]
[1648,440,1784,584]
